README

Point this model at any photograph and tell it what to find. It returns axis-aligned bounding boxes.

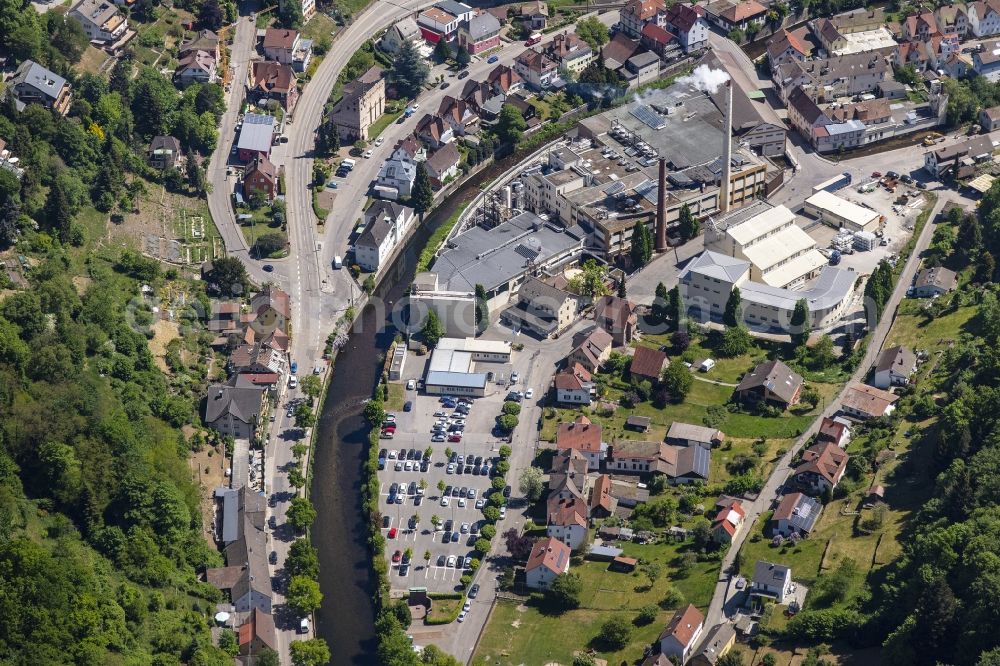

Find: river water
[310,156,517,664]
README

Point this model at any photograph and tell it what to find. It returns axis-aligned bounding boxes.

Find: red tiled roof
[641,22,676,45]
[659,604,704,648]
[263,28,298,50]
[526,537,571,574]
[720,0,767,23]
[630,345,667,380]
[796,441,849,485]
[557,415,602,452]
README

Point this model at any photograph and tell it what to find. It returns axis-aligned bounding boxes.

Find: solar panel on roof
[514,243,541,260]
[604,181,626,195]
[629,104,666,130]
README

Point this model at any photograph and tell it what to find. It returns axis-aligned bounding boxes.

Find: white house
[546,496,589,550]
[376,157,417,198]
[555,415,605,470]
[664,3,709,53]
[554,364,593,405]
[969,0,1000,37]
[873,345,917,389]
[659,604,704,664]
[381,17,422,53]
[354,201,416,272]
[525,537,571,589]
[751,560,792,604]
[425,143,461,187]
[70,0,128,43]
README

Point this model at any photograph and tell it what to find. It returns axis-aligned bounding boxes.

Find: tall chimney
[655,157,667,252]
[719,79,733,215]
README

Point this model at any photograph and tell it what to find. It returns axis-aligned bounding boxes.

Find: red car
[871,171,882,179]
[448,434,462,442]
[392,550,402,563]
[382,425,396,433]
[388,527,397,539]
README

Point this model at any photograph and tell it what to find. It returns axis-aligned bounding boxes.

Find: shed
[588,544,624,561]
[625,415,651,432]
[610,555,638,572]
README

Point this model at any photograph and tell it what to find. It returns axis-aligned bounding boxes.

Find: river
[310,154,519,664]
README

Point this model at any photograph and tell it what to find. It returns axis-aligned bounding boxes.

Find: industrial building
[803,190,882,233]
[422,337,511,396]
[679,250,857,332]
[704,201,828,288]
[429,211,585,310]
[408,272,479,339]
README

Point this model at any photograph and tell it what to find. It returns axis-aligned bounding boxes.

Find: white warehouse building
[679,250,857,332]
[704,200,828,289]
[803,190,882,234]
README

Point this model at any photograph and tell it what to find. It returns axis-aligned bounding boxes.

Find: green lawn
[301,11,338,42]
[386,383,405,411]
[473,540,717,666]
[884,303,977,352]
[368,105,405,141]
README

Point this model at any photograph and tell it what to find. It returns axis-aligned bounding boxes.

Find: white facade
[547,521,588,551]
[803,190,881,233]
[354,204,416,272]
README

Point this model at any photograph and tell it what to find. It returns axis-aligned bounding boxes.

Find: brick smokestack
[655,157,667,252]
[719,79,733,215]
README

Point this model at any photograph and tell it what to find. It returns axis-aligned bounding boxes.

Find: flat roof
[428,348,473,373]
[437,337,512,354]
[805,190,880,226]
[425,370,489,389]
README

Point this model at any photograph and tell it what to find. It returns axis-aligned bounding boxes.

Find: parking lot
[376,353,521,593]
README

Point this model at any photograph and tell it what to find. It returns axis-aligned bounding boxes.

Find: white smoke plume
[678,65,731,94]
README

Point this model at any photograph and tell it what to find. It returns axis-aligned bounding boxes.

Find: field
[473,537,719,666]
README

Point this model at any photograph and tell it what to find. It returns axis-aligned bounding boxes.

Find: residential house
[330,66,385,142]
[205,500,272,613]
[9,60,72,116]
[554,363,594,405]
[589,474,618,519]
[969,0,1000,37]
[771,492,822,537]
[923,135,994,177]
[355,201,416,271]
[148,136,182,170]
[980,104,1000,131]
[914,266,957,297]
[775,53,890,103]
[514,49,560,90]
[248,61,298,113]
[174,49,217,87]
[734,359,803,409]
[459,11,502,54]
[607,440,671,475]
[437,95,480,137]
[827,98,891,125]
[249,286,291,335]
[630,345,667,383]
[567,326,614,373]
[751,560,793,604]
[486,63,524,94]
[376,157,417,198]
[381,17,422,53]
[556,415,605,469]
[243,155,278,201]
[974,41,1000,80]
[203,378,265,440]
[814,18,849,53]
[69,0,128,43]
[623,51,662,87]
[545,32,596,73]
[664,3,709,53]
[179,29,220,61]
[593,295,637,345]
[712,499,745,544]
[503,276,580,336]
[417,6,461,43]
[263,28,300,64]
[416,115,455,149]
[706,0,767,33]
[786,86,831,147]
[521,0,548,30]
[666,422,724,449]
[229,342,286,376]
[236,113,276,162]
[392,135,427,163]
[659,604,705,664]
[238,609,278,662]
[525,537,571,589]
[794,441,849,494]
[690,623,737,666]
[550,448,590,499]
[937,3,969,37]
[425,143,462,187]
[902,9,940,41]
[547,495,589,550]
[873,345,917,389]
[766,29,809,70]
[841,382,899,419]
[641,23,680,59]
[619,0,666,38]
[817,416,851,448]
[602,32,642,70]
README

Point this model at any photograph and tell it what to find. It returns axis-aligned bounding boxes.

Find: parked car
[448,434,462,442]
[458,70,470,79]
[525,388,534,399]
[447,555,456,567]
[383,515,391,528]
[441,496,450,506]
[487,55,499,63]
[262,264,274,272]
[392,550,402,563]
[469,584,480,598]
[388,527,397,539]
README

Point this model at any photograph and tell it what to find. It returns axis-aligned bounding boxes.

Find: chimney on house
[719,79,733,215]
[655,157,667,252]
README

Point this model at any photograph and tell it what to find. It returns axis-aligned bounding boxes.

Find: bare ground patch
[148,319,181,373]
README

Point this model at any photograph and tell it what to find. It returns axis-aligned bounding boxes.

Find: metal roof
[425,370,489,389]
[237,114,275,153]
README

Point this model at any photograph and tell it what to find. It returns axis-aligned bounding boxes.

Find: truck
[811,171,853,195]
[341,158,357,170]
[525,33,542,46]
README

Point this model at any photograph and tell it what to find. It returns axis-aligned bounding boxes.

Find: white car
[525,388,534,399]
[407,379,416,390]
[475,498,485,509]
[510,372,519,384]
[446,555,456,567]
[457,611,467,623]
[441,497,450,506]
[463,600,471,611]
[363,150,373,158]
[468,488,477,498]
[499,506,507,519]
[404,461,413,471]
[447,463,456,473]
[374,137,385,147]
[412,103,420,111]
[458,498,466,507]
